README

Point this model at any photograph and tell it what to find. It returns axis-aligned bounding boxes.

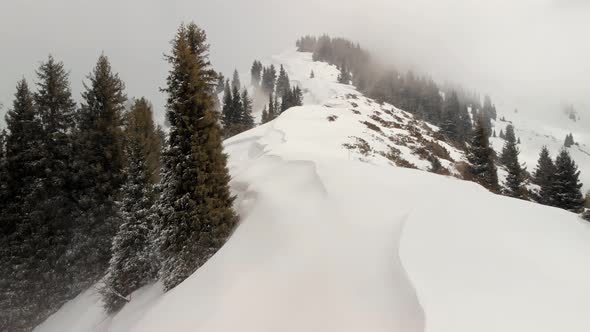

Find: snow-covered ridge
[36,50,590,332]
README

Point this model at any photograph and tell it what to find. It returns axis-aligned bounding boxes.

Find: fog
[1,0,589,125]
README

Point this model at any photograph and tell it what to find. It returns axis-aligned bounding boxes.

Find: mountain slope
[35,50,590,332]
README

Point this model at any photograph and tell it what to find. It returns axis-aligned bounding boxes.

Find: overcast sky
[1,0,589,125]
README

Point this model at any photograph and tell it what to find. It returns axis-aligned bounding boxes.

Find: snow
[36,50,590,332]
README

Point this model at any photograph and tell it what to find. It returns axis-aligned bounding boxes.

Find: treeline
[296,35,498,145]
[297,35,586,217]
[0,22,238,331]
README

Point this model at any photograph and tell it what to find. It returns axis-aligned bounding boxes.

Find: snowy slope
[36,50,590,332]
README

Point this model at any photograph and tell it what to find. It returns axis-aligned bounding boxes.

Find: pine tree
[337,63,352,84]
[267,93,276,121]
[261,65,276,96]
[467,118,499,191]
[564,133,575,148]
[72,54,127,288]
[500,124,525,198]
[533,146,555,205]
[251,60,262,87]
[261,105,269,124]
[215,73,225,94]
[276,65,291,98]
[310,70,315,78]
[157,23,238,291]
[551,149,584,212]
[125,98,162,184]
[222,79,234,128]
[0,79,46,331]
[231,69,241,90]
[240,89,255,130]
[102,132,156,313]
[440,91,461,140]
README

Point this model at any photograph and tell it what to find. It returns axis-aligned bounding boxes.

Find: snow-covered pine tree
[125,98,162,184]
[157,23,238,291]
[72,54,127,289]
[261,64,277,96]
[551,149,584,212]
[102,131,157,313]
[467,118,499,192]
[500,124,525,198]
[337,62,352,84]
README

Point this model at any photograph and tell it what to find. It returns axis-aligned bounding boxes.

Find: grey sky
[1,0,589,125]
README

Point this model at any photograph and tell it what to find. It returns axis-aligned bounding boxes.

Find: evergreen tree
[126,98,162,184]
[231,69,241,90]
[440,91,461,140]
[499,129,505,139]
[267,93,276,121]
[533,146,555,205]
[500,124,525,198]
[222,79,234,128]
[337,63,352,84]
[157,23,238,291]
[467,118,499,191]
[215,73,225,94]
[276,65,291,98]
[564,133,575,148]
[261,105,269,124]
[551,149,584,212]
[72,54,127,288]
[102,132,156,313]
[240,89,255,130]
[261,65,276,96]
[310,70,315,79]
[251,60,262,87]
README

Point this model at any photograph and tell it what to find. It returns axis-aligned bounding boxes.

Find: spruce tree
[564,133,575,148]
[267,93,276,121]
[500,124,525,198]
[72,54,127,288]
[231,69,241,90]
[441,91,461,140]
[337,63,352,84]
[533,146,555,205]
[551,149,584,212]
[222,79,234,129]
[310,70,315,79]
[261,65,276,96]
[251,61,262,87]
[240,89,255,130]
[467,118,499,191]
[102,132,156,313]
[157,23,238,291]
[215,73,225,94]
[261,105,269,124]
[125,98,162,184]
[276,65,291,98]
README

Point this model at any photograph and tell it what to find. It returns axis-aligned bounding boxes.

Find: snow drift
[35,50,590,332]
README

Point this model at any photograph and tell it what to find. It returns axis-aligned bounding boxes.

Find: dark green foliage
[533,146,555,205]
[551,149,584,212]
[499,129,505,139]
[102,132,157,313]
[280,86,303,113]
[251,60,262,87]
[125,98,162,184]
[582,209,590,222]
[481,95,496,128]
[467,118,499,191]
[564,133,575,148]
[240,89,255,129]
[440,92,461,140]
[261,105,270,124]
[221,76,253,137]
[500,124,525,198]
[157,22,238,291]
[72,54,127,289]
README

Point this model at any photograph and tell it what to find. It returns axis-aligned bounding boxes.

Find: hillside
[35,50,590,332]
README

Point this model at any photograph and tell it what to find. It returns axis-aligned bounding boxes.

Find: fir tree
[215,73,225,94]
[240,89,255,130]
[533,146,555,205]
[276,65,291,98]
[467,118,499,191]
[440,91,461,140]
[564,133,575,148]
[222,79,234,128]
[500,124,525,198]
[231,69,241,90]
[551,149,584,212]
[261,65,277,96]
[267,93,276,121]
[125,98,162,184]
[310,70,315,78]
[102,133,156,313]
[72,54,127,288]
[337,63,352,84]
[251,60,262,87]
[157,23,238,291]
[261,105,269,124]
